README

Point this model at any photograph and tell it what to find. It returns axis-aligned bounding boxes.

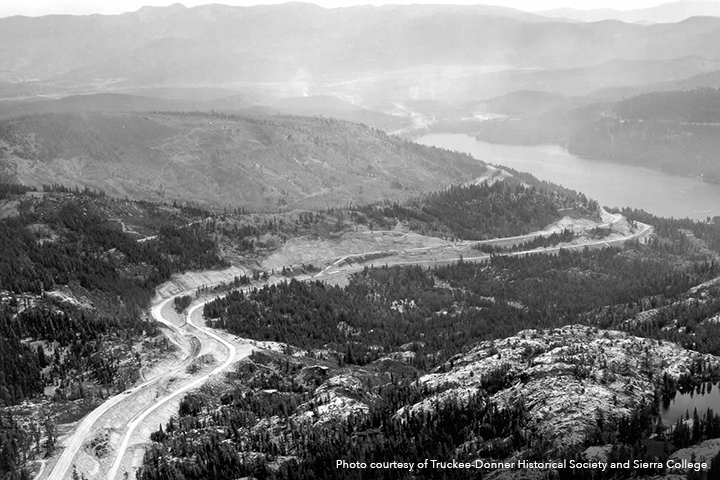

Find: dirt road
[315,220,653,282]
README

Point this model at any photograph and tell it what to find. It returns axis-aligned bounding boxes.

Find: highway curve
[46,297,202,480]
[106,301,237,480]
[46,214,653,479]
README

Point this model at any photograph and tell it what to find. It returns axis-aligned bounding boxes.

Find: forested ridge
[568,119,720,182]
[352,180,597,241]
[198,177,598,259]
[614,88,720,123]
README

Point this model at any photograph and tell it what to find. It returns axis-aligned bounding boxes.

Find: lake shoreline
[416,133,720,221]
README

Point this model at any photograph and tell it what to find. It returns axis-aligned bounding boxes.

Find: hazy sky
[0,0,705,18]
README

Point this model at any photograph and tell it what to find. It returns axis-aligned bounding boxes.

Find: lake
[416,133,720,220]
[661,383,720,425]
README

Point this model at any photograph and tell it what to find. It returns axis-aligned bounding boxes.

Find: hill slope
[0,112,486,210]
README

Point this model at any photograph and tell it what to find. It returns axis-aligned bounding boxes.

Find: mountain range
[4,2,720,104]
[540,0,720,24]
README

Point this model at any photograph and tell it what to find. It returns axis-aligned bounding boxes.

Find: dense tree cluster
[614,88,720,123]
[354,181,594,241]
[568,118,720,181]
[564,90,720,182]
[173,295,193,313]
[0,192,227,316]
[0,414,33,480]
[0,183,29,200]
[619,208,720,255]
[0,329,44,405]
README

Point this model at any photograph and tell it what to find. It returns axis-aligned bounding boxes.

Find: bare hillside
[0,111,486,210]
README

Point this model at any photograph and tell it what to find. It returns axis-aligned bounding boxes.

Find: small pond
[661,382,720,425]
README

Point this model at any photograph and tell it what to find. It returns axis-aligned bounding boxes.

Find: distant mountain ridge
[591,68,720,99]
[0,92,411,131]
[3,2,720,97]
[0,3,549,83]
[0,93,260,120]
[538,0,720,24]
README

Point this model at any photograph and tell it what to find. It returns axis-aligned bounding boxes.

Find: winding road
[45,213,653,479]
